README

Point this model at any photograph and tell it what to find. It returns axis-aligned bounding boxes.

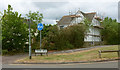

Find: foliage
[83,18,92,28]
[101,17,119,45]
[2,50,8,55]
[41,25,59,50]
[36,24,51,41]
[32,24,52,50]
[25,11,43,38]
[42,24,86,50]
[2,5,28,52]
[0,11,2,51]
[68,25,86,48]
[25,11,43,51]
[26,11,43,23]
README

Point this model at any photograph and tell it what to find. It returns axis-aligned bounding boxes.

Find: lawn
[15,45,119,63]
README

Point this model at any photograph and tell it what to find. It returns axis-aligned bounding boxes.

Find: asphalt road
[2,61,118,68]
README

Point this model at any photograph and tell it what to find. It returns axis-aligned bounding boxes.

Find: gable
[75,10,84,18]
[84,13,96,22]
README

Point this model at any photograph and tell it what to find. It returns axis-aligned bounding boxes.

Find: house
[56,10,103,46]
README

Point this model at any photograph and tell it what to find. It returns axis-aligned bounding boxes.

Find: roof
[82,12,96,21]
[64,15,80,18]
[76,10,96,21]
[57,10,97,25]
[57,15,74,25]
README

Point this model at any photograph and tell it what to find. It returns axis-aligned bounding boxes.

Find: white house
[56,10,103,46]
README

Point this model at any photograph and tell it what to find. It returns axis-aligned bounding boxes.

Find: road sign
[37,23,43,31]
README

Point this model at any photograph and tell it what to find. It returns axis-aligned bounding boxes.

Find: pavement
[2,61,119,68]
[2,54,28,64]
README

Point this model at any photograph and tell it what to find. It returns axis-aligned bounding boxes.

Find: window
[60,26,64,29]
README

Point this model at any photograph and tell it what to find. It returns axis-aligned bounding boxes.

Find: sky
[0,0,120,24]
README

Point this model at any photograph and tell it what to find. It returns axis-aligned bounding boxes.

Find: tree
[25,11,43,50]
[101,17,119,45]
[25,11,43,39]
[0,12,2,52]
[0,11,2,40]
[2,5,28,52]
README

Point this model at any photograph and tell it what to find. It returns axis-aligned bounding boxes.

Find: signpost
[35,23,47,56]
[37,23,43,50]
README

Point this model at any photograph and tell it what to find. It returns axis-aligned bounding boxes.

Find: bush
[101,17,119,45]
[68,25,85,48]
[2,50,8,55]
[43,24,86,50]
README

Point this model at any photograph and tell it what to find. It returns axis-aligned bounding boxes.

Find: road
[2,61,118,68]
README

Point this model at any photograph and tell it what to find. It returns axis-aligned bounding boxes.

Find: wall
[84,35,101,42]
[87,27,100,35]
[92,18,101,26]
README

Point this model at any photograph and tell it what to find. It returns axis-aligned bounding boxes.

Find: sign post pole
[37,23,43,51]
[40,30,41,50]
[36,23,47,56]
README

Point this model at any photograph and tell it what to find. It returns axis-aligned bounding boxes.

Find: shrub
[2,50,8,55]
[43,24,86,50]
[101,17,119,45]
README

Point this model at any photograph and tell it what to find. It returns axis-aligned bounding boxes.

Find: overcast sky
[0,0,120,24]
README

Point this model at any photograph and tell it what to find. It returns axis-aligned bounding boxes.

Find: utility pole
[28,19,32,59]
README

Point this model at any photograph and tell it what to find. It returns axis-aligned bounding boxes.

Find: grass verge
[15,45,119,63]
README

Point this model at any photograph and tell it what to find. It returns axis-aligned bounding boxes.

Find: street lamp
[27,18,32,59]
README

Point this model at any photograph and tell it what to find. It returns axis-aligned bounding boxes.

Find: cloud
[43,19,57,25]
[0,0,39,16]
[0,0,119,24]
[36,2,118,24]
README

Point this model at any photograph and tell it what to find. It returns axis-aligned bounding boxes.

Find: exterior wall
[87,27,100,35]
[84,35,92,42]
[93,28,101,35]
[84,18,102,42]
[84,28,101,42]
[70,12,101,43]
[84,35,101,42]
[92,18,101,26]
